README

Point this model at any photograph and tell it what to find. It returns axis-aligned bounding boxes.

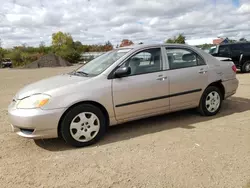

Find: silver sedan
[8,44,239,147]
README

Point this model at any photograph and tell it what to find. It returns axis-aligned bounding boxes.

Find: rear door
[242,43,250,63]
[229,44,243,66]
[163,46,209,111]
[112,47,170,121]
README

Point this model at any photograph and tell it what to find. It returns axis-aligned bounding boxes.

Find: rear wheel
[198,86,222,116]
[241,61,250,73]
[60,104,107,147]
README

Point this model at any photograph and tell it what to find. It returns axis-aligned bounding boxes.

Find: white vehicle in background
[1,58,13,68]
[208,46,217,54]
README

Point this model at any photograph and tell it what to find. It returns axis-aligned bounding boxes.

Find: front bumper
[8,105,66,139]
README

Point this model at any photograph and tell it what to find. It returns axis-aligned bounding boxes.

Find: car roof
[219,42,250,46]
[117,43,194,50]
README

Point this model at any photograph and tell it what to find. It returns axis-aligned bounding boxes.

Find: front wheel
[198,86,222,116]
[60,104,107,147]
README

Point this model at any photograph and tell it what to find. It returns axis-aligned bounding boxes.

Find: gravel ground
[0,67,250,188]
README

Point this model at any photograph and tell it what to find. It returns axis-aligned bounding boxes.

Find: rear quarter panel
[196,48,235,81]
[204,53,239,98]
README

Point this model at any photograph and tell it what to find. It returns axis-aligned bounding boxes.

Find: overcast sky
[0,0,250,47]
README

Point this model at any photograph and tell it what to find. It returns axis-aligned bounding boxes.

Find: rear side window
[230,44,243,53]
[243,44,250,52]
[165,48,206,70]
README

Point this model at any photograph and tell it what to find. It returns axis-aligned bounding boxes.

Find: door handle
[198,69,207,74]
[157,76,168,81]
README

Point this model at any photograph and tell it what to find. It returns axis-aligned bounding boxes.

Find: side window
[243,44,250,52]
[122,48,162,76]
[165,48,206,70]
[218,45,230,56]
[231,44,242,54]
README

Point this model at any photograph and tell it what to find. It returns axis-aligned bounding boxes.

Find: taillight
[232,65,237,73]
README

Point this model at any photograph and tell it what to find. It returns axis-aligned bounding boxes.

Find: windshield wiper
[75,71,89,76]
[70,70,89,77]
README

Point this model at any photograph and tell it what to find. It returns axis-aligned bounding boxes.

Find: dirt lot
[0,67,250,188]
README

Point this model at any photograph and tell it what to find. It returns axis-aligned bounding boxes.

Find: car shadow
[35,96,250,151]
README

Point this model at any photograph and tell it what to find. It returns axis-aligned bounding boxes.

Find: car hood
[14,73,91,99]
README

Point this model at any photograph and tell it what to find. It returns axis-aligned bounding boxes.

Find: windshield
[73,48,132,76]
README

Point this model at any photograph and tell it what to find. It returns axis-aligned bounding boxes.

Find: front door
[112,47,170,121]
[164,47,209,111]
[229,44,244,67]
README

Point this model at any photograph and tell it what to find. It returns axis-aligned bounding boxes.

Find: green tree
[56,46,81,63]
[9,49,22,66]
[73,41,84,53]
[0,38,4,62]
[39,41,46,53]
[166,38,174,43]
[0,48,4,62]
[51,31,80,63]
[166,34,186,44]
[175,34,186,44]
[52,31,74,51]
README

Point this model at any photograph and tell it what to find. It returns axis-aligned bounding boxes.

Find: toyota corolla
[8,44,239,147]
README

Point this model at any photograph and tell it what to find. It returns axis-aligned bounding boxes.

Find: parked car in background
[8,44,239,147]
[1,58,13,68]
[208,46,217,54]
[209,42,250,73]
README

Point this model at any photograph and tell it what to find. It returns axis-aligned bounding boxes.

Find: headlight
[16,94,51,109]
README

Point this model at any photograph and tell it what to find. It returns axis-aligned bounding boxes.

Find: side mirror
[114,66,131,78]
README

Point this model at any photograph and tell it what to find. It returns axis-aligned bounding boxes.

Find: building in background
[213,38,230,45]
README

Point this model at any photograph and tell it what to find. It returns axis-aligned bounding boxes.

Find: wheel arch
[206,80,225,100]
[57,100,110,138]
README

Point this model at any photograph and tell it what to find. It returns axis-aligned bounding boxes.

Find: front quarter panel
[42,76,115,120]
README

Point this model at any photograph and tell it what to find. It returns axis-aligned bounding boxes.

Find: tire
[198,86,222,116]
[60,104,107,147]
[241,61,250,73]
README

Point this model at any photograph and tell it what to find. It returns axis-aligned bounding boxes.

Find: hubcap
[70,112,100,142]
[205,91,220,113]
[245,63,250,71]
